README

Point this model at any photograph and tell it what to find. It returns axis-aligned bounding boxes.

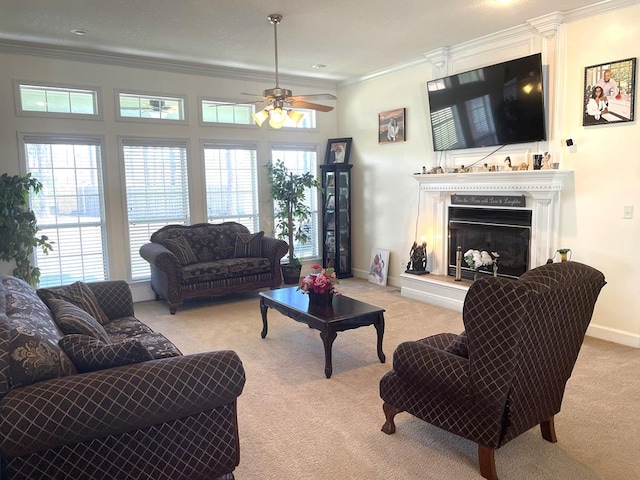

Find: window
[117,92,187,122]
[200,100,255,125]
[122,139,190,280]
[270,145,319,259]
[22,135,107,287]
[16,82,101,118]
[203,142,259,231]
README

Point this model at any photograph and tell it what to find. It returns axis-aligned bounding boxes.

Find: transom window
[16,82,101,118]
[122,138,190,281]
[117,92,187,122]
[22,135,108,287]
[203,142,259,232]
[200,100,255,125]
[270,145,319,259]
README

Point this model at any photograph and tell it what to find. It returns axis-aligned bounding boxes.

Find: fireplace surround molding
[401,170,573,310]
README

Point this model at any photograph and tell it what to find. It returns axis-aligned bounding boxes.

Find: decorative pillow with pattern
[234,231,264,258]
[38,281,110,326]
[444,331,469,358]
[48,298,110,343]
[163,237,198,265]
[58,334,153,373]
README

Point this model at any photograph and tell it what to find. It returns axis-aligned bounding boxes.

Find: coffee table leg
[375,313,386,363]
[260,299,268,338]
[319,329,337,378]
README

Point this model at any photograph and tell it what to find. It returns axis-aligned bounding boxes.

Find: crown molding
[0,41,338,91]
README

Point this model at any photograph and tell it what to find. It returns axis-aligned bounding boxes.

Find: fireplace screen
[448,207,531,280]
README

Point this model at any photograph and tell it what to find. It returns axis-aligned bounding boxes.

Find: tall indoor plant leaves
[0,173,53,285]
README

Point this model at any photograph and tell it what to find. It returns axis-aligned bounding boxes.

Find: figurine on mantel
[541,152,552,170]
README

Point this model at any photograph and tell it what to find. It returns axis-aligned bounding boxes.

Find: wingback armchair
[379,261,606,480]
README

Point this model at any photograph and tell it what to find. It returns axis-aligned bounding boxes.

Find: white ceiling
[0,0,612,84]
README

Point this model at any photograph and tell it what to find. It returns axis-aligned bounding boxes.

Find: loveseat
[140,222,288,314]
[0,275,246,480]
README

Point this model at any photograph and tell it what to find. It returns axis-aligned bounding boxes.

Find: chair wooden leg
[540,416,557,443]
[478,444,498,480]
[381,402,401,434]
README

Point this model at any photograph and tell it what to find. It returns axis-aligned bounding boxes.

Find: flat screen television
[427,53,546,151]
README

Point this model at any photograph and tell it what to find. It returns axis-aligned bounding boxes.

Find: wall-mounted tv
[427,53,546,151]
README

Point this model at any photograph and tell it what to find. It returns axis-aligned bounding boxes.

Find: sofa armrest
[139,242,181,273]
[0,351,245,458]
[261,236,289,280]
[86,280,135,320]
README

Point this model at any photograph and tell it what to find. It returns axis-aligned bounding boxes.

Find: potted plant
[266,159,319,284]
[0,173,53,285]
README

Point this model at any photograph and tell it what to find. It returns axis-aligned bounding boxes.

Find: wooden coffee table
[259,287,386,378]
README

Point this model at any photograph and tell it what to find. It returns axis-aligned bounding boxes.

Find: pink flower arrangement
[298,264,340,295]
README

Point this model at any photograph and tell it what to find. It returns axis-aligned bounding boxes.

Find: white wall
[337,4,640,347]
[0,52,337,296]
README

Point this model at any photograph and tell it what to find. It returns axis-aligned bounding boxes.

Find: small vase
[308,291,334,306]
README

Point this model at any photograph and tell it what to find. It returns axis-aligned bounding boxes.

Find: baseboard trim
[586,324,640,348]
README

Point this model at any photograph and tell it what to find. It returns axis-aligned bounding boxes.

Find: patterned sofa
[140,222,288,314]
[0,275,246,480]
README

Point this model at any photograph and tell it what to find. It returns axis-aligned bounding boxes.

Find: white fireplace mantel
[401,170,573,310]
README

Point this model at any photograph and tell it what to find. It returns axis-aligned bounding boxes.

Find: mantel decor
[583,57,636,126]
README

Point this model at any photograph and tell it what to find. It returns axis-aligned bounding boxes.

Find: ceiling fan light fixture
[288,109,304,125]
[252,109,269,126]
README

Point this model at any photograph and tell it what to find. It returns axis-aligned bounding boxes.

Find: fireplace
[400,170,572,311]
[448,206,532,280]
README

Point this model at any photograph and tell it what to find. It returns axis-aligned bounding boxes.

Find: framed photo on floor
[378,108,406,143]
[325,138,352,164]
[368,249,390,286]
[583,57,636,126]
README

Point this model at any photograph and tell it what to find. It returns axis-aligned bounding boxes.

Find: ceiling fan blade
[289,94,337,101]
[289,100,334,112]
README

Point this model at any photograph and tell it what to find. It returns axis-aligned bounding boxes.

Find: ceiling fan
[246,14,336,128]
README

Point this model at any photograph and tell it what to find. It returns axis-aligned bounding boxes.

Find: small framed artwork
[378,108,406,143]
[325,138,352,164]
[583,57,636,126]
[368,248,390,286]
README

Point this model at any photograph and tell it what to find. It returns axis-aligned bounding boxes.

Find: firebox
[448,206,531,280]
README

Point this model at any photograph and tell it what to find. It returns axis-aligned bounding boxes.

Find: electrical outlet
[623,205,634,219]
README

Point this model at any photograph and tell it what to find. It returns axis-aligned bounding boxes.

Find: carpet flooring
[136,278,640,479]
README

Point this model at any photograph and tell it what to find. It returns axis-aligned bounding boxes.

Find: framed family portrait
[325,138,352,164]
[583,57,636,126]
[368,248,390,286]
[378,107,406,143]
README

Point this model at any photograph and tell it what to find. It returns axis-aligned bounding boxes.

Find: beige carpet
[136,279,640,480]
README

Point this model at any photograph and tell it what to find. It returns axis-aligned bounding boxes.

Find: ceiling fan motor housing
[263,87,292,99]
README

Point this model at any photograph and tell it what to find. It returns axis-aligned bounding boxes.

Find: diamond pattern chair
[379,261,606,480]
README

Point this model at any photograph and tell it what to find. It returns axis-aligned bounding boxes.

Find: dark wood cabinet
[321,164,352,278]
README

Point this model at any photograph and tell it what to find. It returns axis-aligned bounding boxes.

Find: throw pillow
[445,331,469,358]
[58,334,153,373]
[163,236,198,265]
[48,298,110,343]
[234,231,264,258]
[38,281,110,325]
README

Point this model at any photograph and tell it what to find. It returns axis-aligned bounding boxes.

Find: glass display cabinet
[320,164,353,278]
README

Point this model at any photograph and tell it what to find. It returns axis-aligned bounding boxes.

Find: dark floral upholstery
[380,262,606,480]
[0,276,246,480]
[140,222,288,314]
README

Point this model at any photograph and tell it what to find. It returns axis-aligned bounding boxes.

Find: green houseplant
[0,173,53,285]
[266,159,319,284]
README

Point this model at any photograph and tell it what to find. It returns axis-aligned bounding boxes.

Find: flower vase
[473,270,479,281]
[308,291,334,306]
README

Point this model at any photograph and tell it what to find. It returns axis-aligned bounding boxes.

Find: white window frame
[19,133,108,287]
[115,90,188,124]
[120,137,190,281]
[269,143,320,260]
[199,97,256,127]
[14,80,103,119]
[202,141,260,232]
